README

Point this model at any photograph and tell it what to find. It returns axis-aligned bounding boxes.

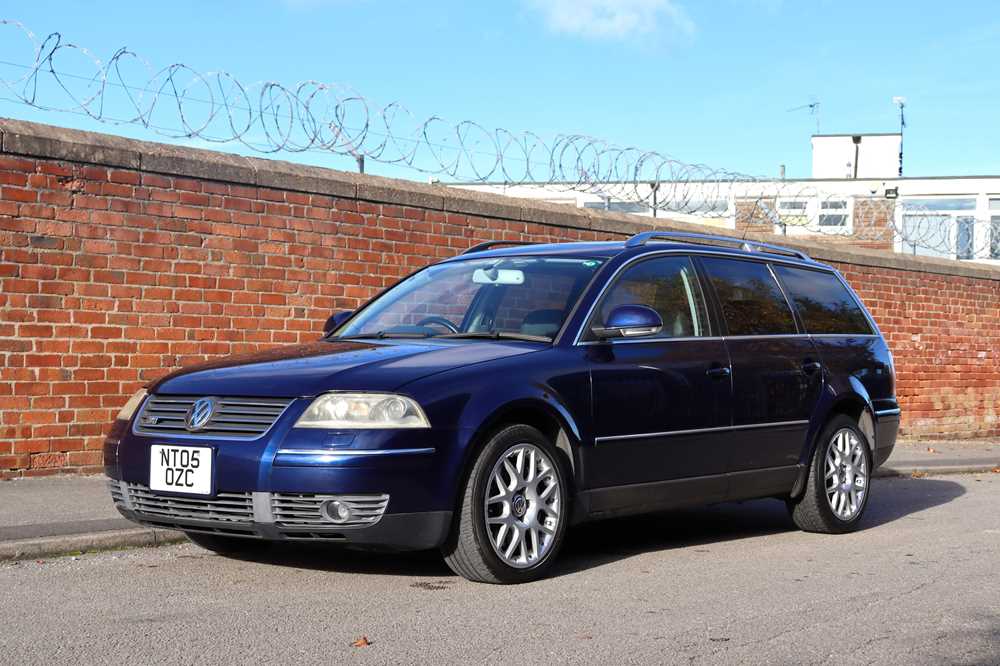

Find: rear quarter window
[772,265,873,335]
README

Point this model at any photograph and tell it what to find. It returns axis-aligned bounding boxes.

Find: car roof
[447,233,831,271]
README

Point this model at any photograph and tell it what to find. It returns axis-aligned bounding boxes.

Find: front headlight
[117,388,148,421]
[294,393,430,429]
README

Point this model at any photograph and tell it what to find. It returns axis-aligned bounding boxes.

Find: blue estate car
[105,231,900,583]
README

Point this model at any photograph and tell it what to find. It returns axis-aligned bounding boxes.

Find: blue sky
[0,1,998,181]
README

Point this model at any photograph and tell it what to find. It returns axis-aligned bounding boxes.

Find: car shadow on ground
[224,476,966,580]
[553,476,967,577]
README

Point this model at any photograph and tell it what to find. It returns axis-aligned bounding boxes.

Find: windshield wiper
[437,331,551,343]
[337,331,433,340]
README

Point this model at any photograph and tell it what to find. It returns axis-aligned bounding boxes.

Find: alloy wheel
[483,443,562,569]
[824,428,868,521]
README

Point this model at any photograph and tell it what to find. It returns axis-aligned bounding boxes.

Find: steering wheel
[415,316,459,333]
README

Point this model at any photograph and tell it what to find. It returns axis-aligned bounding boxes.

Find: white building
[451,133,1000,265]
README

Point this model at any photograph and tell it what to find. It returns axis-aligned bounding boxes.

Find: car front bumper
[108,479,452,551]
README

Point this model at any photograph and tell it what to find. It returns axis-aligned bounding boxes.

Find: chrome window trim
[595,419,809,443]
[274,447,436,457]
[578,332,824,346]
[809,333,879,339]
[572,248,827,346]
[722,334,811,341]
[577,335,725,347]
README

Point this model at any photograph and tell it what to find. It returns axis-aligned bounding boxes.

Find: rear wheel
[788,414,872,534]
[185,532,272,557]
[443,424,569,584]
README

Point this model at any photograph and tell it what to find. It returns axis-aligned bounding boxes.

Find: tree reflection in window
[700,258,797,336]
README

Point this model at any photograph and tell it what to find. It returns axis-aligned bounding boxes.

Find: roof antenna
[788,96,821,134]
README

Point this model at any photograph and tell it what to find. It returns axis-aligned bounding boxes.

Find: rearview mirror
[324,311,353,335]
[472,268,524,285]
[592,304,663,340]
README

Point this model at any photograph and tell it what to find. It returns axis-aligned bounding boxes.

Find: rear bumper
[874,409,901,468]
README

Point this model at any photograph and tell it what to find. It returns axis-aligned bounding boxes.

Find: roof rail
[461,240,539,255]
[624,231,810,261]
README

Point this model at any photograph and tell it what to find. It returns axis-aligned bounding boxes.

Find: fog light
[321,499,353,524]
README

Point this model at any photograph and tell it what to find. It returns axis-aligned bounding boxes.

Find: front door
[582,255,733,490]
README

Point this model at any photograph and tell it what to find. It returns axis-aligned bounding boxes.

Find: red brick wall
[836,263,1000,440]
[1,122,998,477]
[0,152,613,477]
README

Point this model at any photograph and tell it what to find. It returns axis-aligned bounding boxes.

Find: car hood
[151,339,542,397]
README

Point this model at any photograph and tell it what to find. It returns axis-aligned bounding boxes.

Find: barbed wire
[0,19,995,260]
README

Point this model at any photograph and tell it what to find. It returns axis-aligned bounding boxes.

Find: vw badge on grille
[185,397,217,432]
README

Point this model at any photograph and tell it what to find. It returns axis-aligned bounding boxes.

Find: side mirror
[323,310,353,335]
[592,304,663,340]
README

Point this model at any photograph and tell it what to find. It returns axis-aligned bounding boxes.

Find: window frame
[771,264,877,337]
[578,254,714,343]
[572,250,880,346]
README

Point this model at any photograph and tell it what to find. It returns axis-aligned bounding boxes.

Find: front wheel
[443,424,570,584]
[788,415,873,534]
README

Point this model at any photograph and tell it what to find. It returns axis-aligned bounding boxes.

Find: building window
[777,200,809,229]
[904,198,977,211]
[901,198,977,258]
[991,217,1000,260]
[583,200,650,214]
[818,200,849,226]
[956,217,975,260]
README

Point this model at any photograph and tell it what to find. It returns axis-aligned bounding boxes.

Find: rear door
[583,255,733,489]
[697,256,823,478]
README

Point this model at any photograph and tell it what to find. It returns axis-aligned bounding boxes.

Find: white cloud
[524,0,695,41]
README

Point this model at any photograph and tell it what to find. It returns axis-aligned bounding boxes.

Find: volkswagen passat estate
[105,231,900,583]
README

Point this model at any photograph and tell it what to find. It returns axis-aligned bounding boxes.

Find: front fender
[398,348,592,509]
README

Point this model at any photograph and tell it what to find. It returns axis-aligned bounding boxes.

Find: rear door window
[699,257,797,336]
[772,265,873,335]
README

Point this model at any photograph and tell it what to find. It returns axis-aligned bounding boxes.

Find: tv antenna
[788,97,821,134]
[892,96,906,177]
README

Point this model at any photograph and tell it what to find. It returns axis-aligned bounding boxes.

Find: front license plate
[149,445,213,495]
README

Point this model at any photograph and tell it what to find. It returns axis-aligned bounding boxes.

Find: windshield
[333,256,605,341]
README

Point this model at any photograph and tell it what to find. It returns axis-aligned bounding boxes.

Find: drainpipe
[852,135,862,179]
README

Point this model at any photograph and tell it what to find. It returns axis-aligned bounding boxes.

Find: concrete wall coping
[2,117,998,282]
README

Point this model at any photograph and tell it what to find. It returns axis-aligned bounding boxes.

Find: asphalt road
[2,474,998,665]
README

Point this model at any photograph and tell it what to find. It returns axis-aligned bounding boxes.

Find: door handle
[706,365,731,379]
[801,361,822,374]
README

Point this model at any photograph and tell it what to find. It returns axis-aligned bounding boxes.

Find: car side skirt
[573,464,802,522]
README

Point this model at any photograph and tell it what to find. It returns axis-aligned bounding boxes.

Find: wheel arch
[792,387,876,499]
[454,398,582,509]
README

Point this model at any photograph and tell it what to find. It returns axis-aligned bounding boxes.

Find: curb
[875,464,999,479]
[0,527,185,562]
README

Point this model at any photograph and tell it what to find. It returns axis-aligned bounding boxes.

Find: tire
[185,532,273,557]
[442,424,570,584]
[788,414,873,534]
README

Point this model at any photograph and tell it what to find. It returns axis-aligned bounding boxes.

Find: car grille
[271,493,390,530]
[116,482,255,524]
[133,395,294,439]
